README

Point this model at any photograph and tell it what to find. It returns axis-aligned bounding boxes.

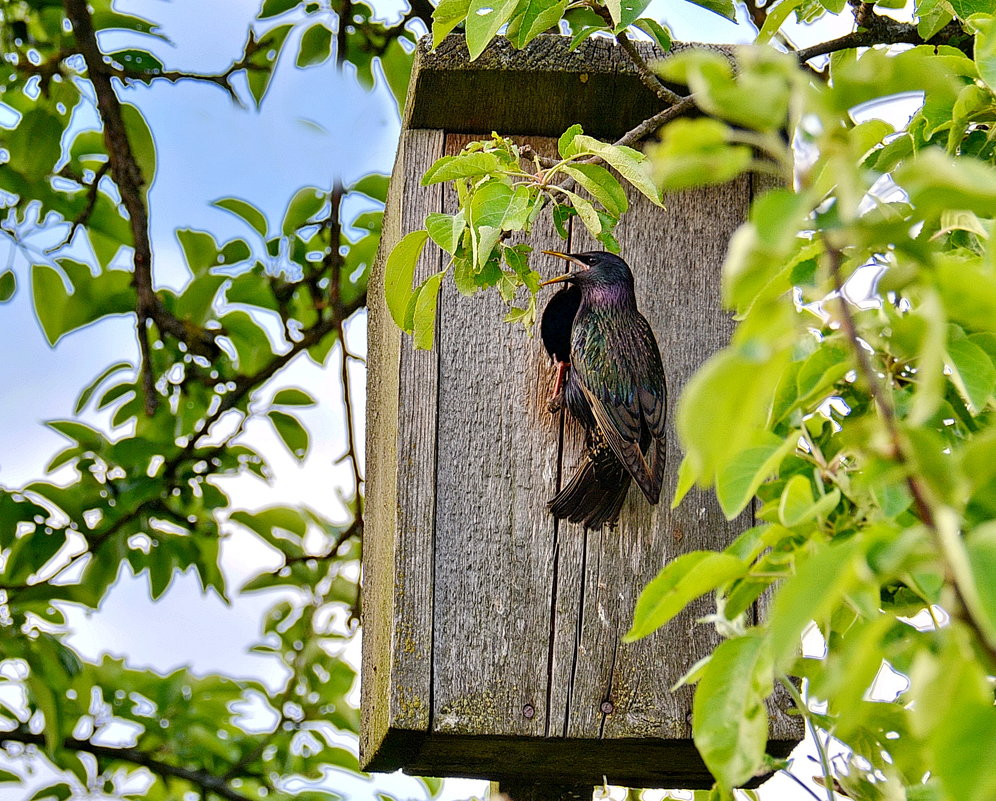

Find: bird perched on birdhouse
[540,251,667,529]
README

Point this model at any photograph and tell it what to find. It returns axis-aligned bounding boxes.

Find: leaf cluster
[625,23,996,801]
[384,127,662,347]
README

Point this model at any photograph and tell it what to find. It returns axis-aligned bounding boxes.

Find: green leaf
[384,230,430,331]
[422,151,501,185]
[297,22,333,67]
[685,0,736,20]
[121,103,156,193]
[108,48,165,76]
[677,339,791,489]
[74,361,132,414]
[626,551,747,641]
[413,270,446,350]
[213,197,269,237]
[507,0,568,48]
[468,182,530,267]
[7,109,62,181]
[795,341,850,407]
[0,270,15,303]
[756,0,803,43]
[563,134,662,206]
[465,0,521,59]
[561,163,628,217]
[426,211,467,254]
[561,189,602,236]
[558,124,584,158]
[778,474,840,526]
[267,410,310,460]
[433,0,471,46]
[221,311,273,374]
[259,0,300,17]
[349,173,390,202]
[692,635,771,791]
[896,149,996,218]
[177,228,219,276]
[27,782,72,801]
[633,17,671,51]
[605,0,651,30]
[247,24,293,106]
[31,261,135,346]
[380,38,415,110]
[946,338,995,413]
[282,186,326,235]
[768,537,864,670]
[935,258,996,334]
[272,388,317,406]
[716,434,795,519]
[967,14,996,92]
[651,118,753,193]
[966,523,996,647]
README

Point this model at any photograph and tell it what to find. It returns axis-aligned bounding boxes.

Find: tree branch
[2,727,255,801]
[614,95,697,148]
[796,7,971,63]
[824,241,996,666]
[64,0,219,416]
[586,3,683,106]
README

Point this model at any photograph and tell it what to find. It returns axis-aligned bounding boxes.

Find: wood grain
[559,178,756,743]
[405,34,732,139]
[361,128,445,766]
[431,135,565,738]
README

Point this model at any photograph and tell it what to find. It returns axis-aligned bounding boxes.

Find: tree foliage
[1,0,995,799]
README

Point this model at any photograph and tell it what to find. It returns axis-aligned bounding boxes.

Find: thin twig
[336,0,354,69]
[2,728,254,801]
[586,3,682,106]
[779,676,835,801]
[65,0,219,415]
[614,95,697,148]
[46,161,111,253]
[613,30,683,106]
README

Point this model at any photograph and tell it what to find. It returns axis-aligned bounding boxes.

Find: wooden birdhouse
[362,34,802,791]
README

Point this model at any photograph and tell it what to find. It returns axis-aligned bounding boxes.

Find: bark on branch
[2,727,256,801]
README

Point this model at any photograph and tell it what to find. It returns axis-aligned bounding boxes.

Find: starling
[540,251,667,529]
[540,282,581,411]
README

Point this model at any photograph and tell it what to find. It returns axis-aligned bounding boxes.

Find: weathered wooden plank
[403,733,781,788]
[405,35,731,139]
[555,178,757,751]
[361,127,445,770]
[431,134,567,739]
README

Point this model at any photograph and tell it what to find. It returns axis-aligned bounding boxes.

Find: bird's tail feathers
[549,453,630,530]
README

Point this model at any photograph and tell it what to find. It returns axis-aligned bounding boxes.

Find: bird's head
[541,251,635,292]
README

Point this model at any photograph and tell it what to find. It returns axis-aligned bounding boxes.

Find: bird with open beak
[539,250,667,529]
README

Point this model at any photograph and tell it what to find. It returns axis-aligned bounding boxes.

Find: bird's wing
[577,380,657,502]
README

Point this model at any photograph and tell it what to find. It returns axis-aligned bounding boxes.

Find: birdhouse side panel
[361,127,445,769]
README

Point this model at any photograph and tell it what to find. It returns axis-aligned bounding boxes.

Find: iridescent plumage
[540,251,667,529]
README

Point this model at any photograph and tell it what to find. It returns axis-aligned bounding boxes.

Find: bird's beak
[540,251,586,286]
